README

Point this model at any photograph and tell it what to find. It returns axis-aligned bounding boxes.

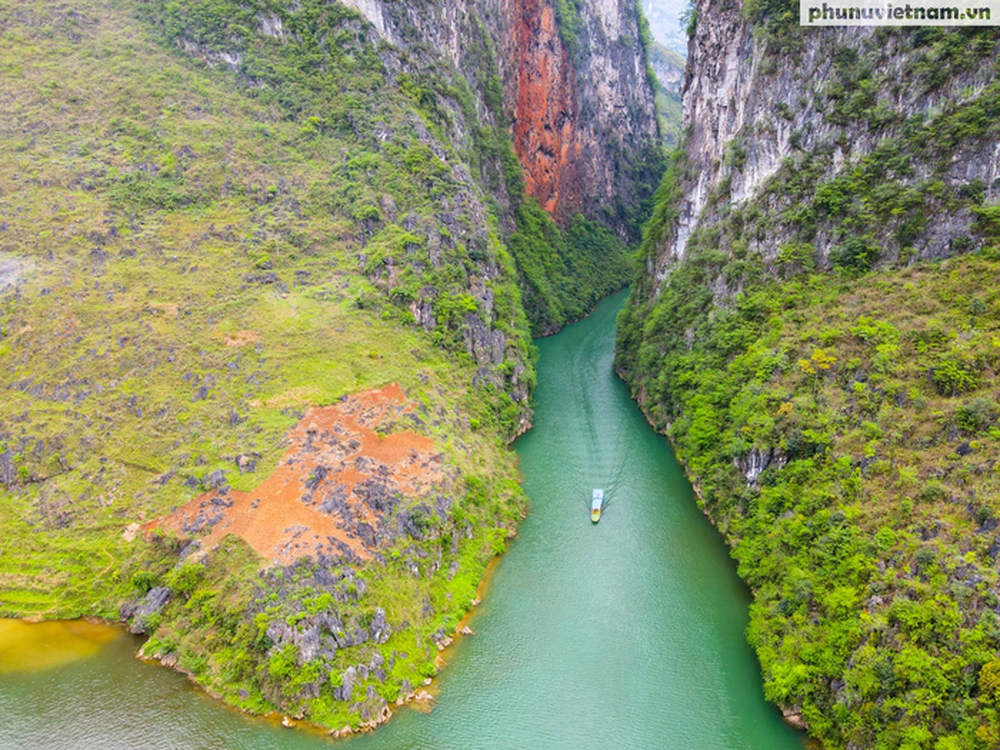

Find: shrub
[833,236,879,274]
[956,398,997,434]
[914,547,936,570]
[933,355,980,396]
[776,242,815,277]
[132,571,158,595]
[920,481,949,504]
[164,562,206,599]
[979,660,1000,704]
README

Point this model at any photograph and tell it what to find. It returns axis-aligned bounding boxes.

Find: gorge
[4,0,1000,747]
[0,292,805,748]
[0,0,664,737]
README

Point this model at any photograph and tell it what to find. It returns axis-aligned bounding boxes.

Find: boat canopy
[592,489,604,510]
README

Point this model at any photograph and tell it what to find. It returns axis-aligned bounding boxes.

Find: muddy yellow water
[0,619,121,674]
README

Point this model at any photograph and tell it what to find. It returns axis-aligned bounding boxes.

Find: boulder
[122,586,171,634]
[203,469,227,489]
[369,608,392,644]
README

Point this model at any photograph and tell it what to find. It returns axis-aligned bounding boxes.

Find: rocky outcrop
[0,450,15,488]
[649,41,684,95]
[734,446,787,486]
[645,1,1000,290]
[151,385,452,563]
[120,586,171,634]
[0,256,28,295]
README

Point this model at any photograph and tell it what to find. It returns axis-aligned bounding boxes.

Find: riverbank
[0,528,509,744]
[612,380,813,735]
[0,291,804,749]
[616,251,1000,746]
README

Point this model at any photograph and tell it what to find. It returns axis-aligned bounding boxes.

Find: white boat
[591,489,604,523]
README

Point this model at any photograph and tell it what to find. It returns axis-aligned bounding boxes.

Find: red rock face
[510,0,583,223]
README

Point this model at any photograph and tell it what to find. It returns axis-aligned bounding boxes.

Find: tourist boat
[591,489,604,523]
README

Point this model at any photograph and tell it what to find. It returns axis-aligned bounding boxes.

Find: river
[0,290,804,749]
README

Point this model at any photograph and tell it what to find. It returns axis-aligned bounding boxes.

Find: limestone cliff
[617,4,1000,746]
[649,40,684,145]
[649,40,684,95]
[644,0,1000,294]
[340,0,662,241]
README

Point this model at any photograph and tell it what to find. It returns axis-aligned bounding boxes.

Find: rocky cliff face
[509,0,661,233]
[340,0,661,240]
[649,40,684,95]
[616,6,1000,747]
[645,0,1000,293]
[649,39,684,146]
[509,0,581,220]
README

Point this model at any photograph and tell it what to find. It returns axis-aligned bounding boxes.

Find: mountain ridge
[617,2,1000,746]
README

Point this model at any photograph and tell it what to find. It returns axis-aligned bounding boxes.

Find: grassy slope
[0,0,528,730]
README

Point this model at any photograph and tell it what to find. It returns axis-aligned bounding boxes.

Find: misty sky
[643,0,689,56]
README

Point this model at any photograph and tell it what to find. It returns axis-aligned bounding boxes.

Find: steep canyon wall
[617,3,1000,746]
[342,0,661,239]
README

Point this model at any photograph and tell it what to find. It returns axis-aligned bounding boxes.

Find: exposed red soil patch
[151,384,445,564]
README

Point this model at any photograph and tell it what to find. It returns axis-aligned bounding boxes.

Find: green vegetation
[133,469,524,728]
[0,0,660,726]
[676,37,1000,275]
[649,42,685,147]
[655,87,683,147]
[554,0,586,61]
[0,0,538,731]
[0,0,651,735]
[681,3,698,40]
[620,250,1000,748]
[744,0,806,55]
[509,202,631,334]
[634,1,663,107]
[620,10,1000,748]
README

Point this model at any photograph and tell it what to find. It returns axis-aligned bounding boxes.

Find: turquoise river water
[0,290,804,749]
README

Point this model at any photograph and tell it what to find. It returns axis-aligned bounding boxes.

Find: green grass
[0,0,531,730]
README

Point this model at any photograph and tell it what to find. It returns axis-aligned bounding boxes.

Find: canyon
[0,0,662,735]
